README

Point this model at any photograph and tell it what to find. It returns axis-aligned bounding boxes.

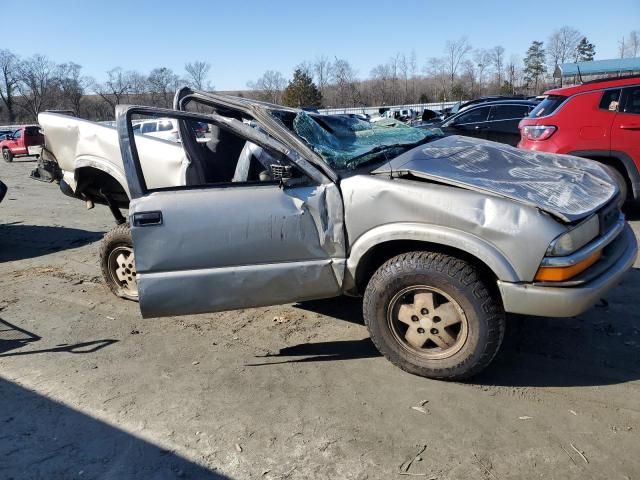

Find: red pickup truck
[1,126,44,162]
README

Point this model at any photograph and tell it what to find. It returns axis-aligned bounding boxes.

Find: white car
[132,118,180,142]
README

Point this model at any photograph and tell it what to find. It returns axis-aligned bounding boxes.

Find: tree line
[0,52,213,124]
[253,26,614,109]
[0,26,637,123]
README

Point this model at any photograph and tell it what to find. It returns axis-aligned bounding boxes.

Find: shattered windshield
[292,112,442,170]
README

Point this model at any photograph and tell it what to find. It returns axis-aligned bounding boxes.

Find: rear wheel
[100,223,138,301]
[363,251,505,380]
[2,148,13,163]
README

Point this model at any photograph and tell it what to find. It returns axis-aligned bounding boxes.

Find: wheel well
[75,167,129,209]
[582,155,631,193]
[354,240,499,295]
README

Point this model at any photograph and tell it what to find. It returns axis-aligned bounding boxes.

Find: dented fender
[340,174,566,287]
[344,222,520,293]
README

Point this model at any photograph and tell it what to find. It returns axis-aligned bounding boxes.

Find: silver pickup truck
[37,88,637,380]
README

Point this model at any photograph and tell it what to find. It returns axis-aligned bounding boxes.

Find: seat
[184,124,246,185]
[232,141,277,182]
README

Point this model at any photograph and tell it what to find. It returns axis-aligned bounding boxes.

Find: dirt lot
[1,157,639,480]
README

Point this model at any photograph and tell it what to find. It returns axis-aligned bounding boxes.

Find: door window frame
[116,105,325,199]
[445,106,491,126]
[173,87,340,184]
[598,88,622,112]
[487,104,532,122]
[620,86,640,115]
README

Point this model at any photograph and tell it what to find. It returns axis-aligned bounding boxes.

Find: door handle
[132,211,163,227]
[619,124,640,130]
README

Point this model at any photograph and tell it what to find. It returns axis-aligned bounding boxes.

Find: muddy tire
[2,148,13,163]
[100,223,139,301]
[363,251,505,380]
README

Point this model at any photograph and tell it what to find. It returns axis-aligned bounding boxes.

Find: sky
[2,0,639,91]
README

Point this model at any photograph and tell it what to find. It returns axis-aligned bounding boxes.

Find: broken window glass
[292,112,442,170]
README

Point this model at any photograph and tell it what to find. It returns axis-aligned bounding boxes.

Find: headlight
[546,215,599,256]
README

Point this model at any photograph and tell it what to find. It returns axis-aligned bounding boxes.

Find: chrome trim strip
[540,215,625,267]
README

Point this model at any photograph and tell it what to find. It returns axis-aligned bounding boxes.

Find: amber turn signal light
[534,251,602,282]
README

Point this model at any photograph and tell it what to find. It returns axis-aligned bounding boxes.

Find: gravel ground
[1,158,639,480]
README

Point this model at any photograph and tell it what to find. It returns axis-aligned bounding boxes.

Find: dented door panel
[130,183,345,318]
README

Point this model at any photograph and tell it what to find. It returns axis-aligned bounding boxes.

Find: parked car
[420,108,445,123]
[131,118,180,142]
[443,95,536,118]
[518,75,640,203]
[0,126,44,162]
[371,108,417,123]
[418,100,537,146]
[0,179,6,203]
[37,88,636,380]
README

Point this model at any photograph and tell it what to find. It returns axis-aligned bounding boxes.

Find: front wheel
[2,148,13,163]
[363,251,505,380]
[100,223,139,301]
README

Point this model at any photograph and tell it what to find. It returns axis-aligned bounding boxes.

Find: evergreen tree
[523,41,547,93]
[576,37,596,61]
[282,69,322,108]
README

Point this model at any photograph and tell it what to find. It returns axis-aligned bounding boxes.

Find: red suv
[518,75,640,202]
[0,125,44,163]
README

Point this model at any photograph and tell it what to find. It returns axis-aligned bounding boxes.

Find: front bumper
[498,224,637,317]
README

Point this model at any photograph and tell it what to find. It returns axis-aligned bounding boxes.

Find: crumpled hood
[372,135,617,222]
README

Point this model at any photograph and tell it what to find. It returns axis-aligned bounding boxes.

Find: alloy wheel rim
[387,286,468,360]
[108,246,138,298]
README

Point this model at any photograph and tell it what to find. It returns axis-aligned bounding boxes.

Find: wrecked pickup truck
[36,88,638,380]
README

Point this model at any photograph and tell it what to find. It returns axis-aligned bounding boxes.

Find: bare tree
[462,59,477,97]
[548,26,582,67]
[370,63,393,105]
[16,54,59,120]
[408,50,418,102]
[312,55,333,99]
[184,61,211,91]
[147,67,180,108]
[426,57,448,101]
[332,58,360,107]
[626,30,640,58]
[489,46,505,88]
[247,70,287,104]
[385,54,401,104]
[619,35,627,58]
[96,67,135,110]
[56,62,93,115]
[473,49,492,95]
[398,53,410,103]
[0,50,19,122]
[504,55,521,94]
[444,37,472,89]
[295,61,313,79]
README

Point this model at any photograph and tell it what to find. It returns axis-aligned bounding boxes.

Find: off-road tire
[100,223,139,301]
[363,251,505,380]
[2,148,13,163]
